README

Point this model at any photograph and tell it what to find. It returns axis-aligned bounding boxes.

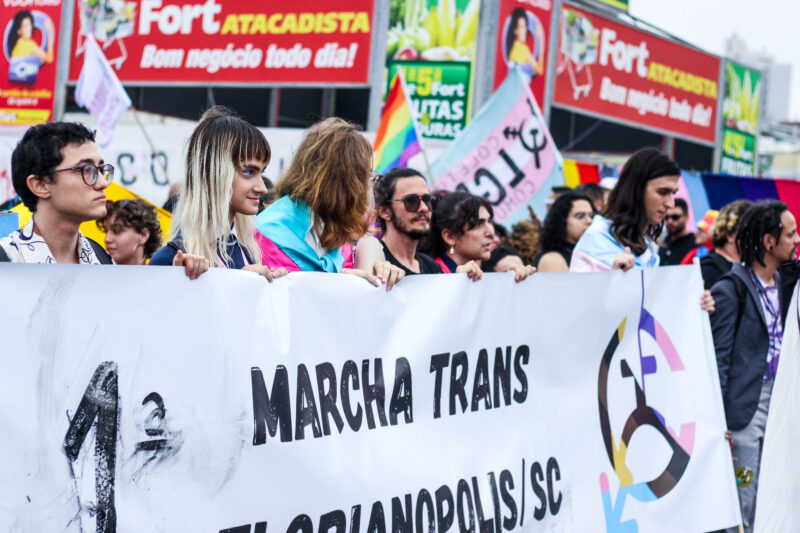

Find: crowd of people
[0,110,799,533]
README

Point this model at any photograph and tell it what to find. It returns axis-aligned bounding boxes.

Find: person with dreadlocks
[710,200,799,533]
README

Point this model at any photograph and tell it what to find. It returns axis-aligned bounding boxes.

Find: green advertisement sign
[719,61,761,175]
[722,61,761,135]
[388,61,470,139]
[596,0,628,11]
[386,0,480,139]
[720,127,756,176]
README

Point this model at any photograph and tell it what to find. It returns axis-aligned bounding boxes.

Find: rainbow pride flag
[373,71,423,173]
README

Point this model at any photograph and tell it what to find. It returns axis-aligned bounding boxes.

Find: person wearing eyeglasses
[255,117,404,290]
[149,106,285,282]
[420,191,534,282]
[97,199,162,265]
[371,168,443,275]
[658,198,697,266]
[0,122,114,264]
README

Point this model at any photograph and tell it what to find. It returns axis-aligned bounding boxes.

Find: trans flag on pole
[432,68,564,224]
[373,69,423,174]
[75,36,132,147]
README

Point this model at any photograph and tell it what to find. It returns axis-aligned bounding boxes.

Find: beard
[391,210,430,240]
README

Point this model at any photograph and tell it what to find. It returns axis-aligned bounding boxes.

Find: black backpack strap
[87,238,113,265]
[719,271,747,338]
[0,246,10,263]
[167,239,186,254]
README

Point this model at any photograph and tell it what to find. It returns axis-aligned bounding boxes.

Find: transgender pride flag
[373,70,424,174]
[432,68,564,224]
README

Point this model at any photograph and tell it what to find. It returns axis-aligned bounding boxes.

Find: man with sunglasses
[0,122,114,264]
[658,198,696,266]
[373,168,443,275]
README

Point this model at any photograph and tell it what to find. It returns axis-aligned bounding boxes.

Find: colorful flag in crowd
[431,68,563,223]
[75,36,132,147]
[373,70,424,174]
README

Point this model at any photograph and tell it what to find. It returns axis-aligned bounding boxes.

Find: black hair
[574,183,603,207]
[97,199,163,259]
[493,222,509,242]
[372,167,426,231]
[7,11,33,57]
[506,8,528,63]
[483,245,521,273]
[540,192,595,251]
[11,121,96,212]
[735,200,788,268]
[673,198,688,215]
[419,191,494,258]
[603,147,680,255]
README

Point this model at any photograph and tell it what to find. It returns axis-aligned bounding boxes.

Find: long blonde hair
[275,117,372,250]
[172,106,270,265]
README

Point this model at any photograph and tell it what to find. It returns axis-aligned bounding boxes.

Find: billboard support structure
[543,0,563,124]
[470,0,500,115]
[712,60,726,174]
[54,1,75,121]
[367,0,390,131]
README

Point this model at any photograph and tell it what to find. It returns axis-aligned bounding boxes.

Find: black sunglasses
[665,214,684,222]
[387,194,436,213]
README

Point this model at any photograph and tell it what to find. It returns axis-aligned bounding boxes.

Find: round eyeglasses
[52,163,115,186]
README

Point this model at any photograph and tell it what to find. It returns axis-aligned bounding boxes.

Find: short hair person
[97,199,162,265]
[710,200,799,533]
[659,197,697,266]
[0,122,113,264]
[372,168,442,275]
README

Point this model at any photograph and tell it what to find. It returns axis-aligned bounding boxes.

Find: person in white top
[0,122,113,265]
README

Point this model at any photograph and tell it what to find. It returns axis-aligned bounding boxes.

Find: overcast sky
[628,0,798,120]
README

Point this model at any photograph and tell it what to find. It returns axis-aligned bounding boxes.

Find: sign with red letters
[554,2,721,144]
[67,0,375,85]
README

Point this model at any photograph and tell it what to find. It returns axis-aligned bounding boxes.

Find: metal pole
[712,59,726,173]
[470,0,500,114]
[543,0,563,125]
[268,88,280,127]
[53,0,76,121]
[366,0,390,131]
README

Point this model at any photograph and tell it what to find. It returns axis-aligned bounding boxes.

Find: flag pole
[396,67,434,184]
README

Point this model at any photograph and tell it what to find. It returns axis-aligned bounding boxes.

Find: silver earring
[449,246,454,255]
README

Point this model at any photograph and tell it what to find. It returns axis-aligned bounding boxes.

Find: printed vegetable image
[387,0,478,62]
[722,62,761,135]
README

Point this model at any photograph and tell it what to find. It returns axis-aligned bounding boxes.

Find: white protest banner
[754,284,800,532]
[0,265,740,532]
[75,36,132,147]
[431,68,564,224]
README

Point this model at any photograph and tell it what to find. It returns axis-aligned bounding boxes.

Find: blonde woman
[149,106,286,281]
[255,117,404,289]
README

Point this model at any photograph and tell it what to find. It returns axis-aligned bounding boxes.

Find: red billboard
[554,2,721,144]
[492,0,553,109]
[67,0,375,85]
[1,1,63,125]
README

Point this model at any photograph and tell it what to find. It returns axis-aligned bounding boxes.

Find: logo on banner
[597,272,695,531]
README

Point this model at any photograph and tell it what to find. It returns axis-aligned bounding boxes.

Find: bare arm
[354,234,385,272]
